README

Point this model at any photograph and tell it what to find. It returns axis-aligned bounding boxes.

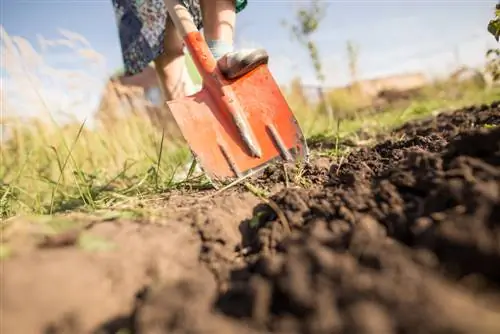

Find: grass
[1,113,196,217]
[2,28,499,220]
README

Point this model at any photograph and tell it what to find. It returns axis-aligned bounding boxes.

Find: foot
[217,48,269,80]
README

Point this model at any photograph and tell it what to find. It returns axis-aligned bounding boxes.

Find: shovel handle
[163,0,262,158]
[163,0,217,76]
[163,0,198,37]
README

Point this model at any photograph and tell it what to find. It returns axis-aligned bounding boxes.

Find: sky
[1,0,500,123]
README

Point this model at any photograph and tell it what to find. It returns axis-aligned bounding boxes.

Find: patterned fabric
[112,0,248,76]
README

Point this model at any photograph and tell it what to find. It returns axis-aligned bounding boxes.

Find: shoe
[217,48,269,80]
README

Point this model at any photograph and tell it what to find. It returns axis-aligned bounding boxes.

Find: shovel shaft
[163,0,262,158]
[163,0,197,36]
[163,0,217,76]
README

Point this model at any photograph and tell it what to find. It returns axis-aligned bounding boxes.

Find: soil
[2,101,500,334]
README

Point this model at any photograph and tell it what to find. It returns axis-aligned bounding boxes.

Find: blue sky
[2,0,499,121]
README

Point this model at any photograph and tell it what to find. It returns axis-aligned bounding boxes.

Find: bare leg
[154,0,236,102]
[200,0,236,44]
[199,0,269,79]
[153,17,188,101]
[154,0,269,102]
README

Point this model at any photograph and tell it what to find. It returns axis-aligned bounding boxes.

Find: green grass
[300,83,500,140]
[1,114,197,218]
[3,84,497,219]
[2,27,499,220]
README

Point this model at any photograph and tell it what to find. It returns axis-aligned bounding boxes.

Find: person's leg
[200,0,236,58]
[153,0,269,103]
[153,17,191,101]
[200,0,269,79]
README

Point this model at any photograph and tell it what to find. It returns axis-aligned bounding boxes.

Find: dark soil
[2,101,500,334]
[215,101,500,334]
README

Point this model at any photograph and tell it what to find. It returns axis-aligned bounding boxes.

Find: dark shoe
[217,48,269,80]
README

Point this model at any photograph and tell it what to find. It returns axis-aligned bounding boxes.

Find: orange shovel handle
[163,0,218,74]
[164,0,262,157]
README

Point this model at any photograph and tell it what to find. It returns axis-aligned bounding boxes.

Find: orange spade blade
[166,64,308,182]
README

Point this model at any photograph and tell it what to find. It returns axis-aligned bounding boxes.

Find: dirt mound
[2,101,500,334]
[1,193,261,334]
[214,102,500,333]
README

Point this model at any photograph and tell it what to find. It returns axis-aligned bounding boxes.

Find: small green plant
[488,3,500,41]
[486,3,500,81]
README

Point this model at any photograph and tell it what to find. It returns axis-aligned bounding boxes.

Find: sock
[206,39,234,60]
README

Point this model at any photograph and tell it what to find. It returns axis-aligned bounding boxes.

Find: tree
[486,2,500,82]
[346,40,360,93]
[282,1,334,127]
[488,2,500,41]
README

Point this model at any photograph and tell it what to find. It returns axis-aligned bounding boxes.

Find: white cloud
[1,25,108,127]
[57,28,92,48]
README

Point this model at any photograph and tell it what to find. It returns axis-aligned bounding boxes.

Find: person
[111,0,268,102]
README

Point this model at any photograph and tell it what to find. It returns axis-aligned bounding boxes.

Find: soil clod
[3,101,500,334]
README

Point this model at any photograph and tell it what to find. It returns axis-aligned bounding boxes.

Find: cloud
[1,26,108,126]
[58,28,92,48]
[77,48,107,68]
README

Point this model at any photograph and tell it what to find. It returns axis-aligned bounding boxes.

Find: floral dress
[111,0,248,76]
